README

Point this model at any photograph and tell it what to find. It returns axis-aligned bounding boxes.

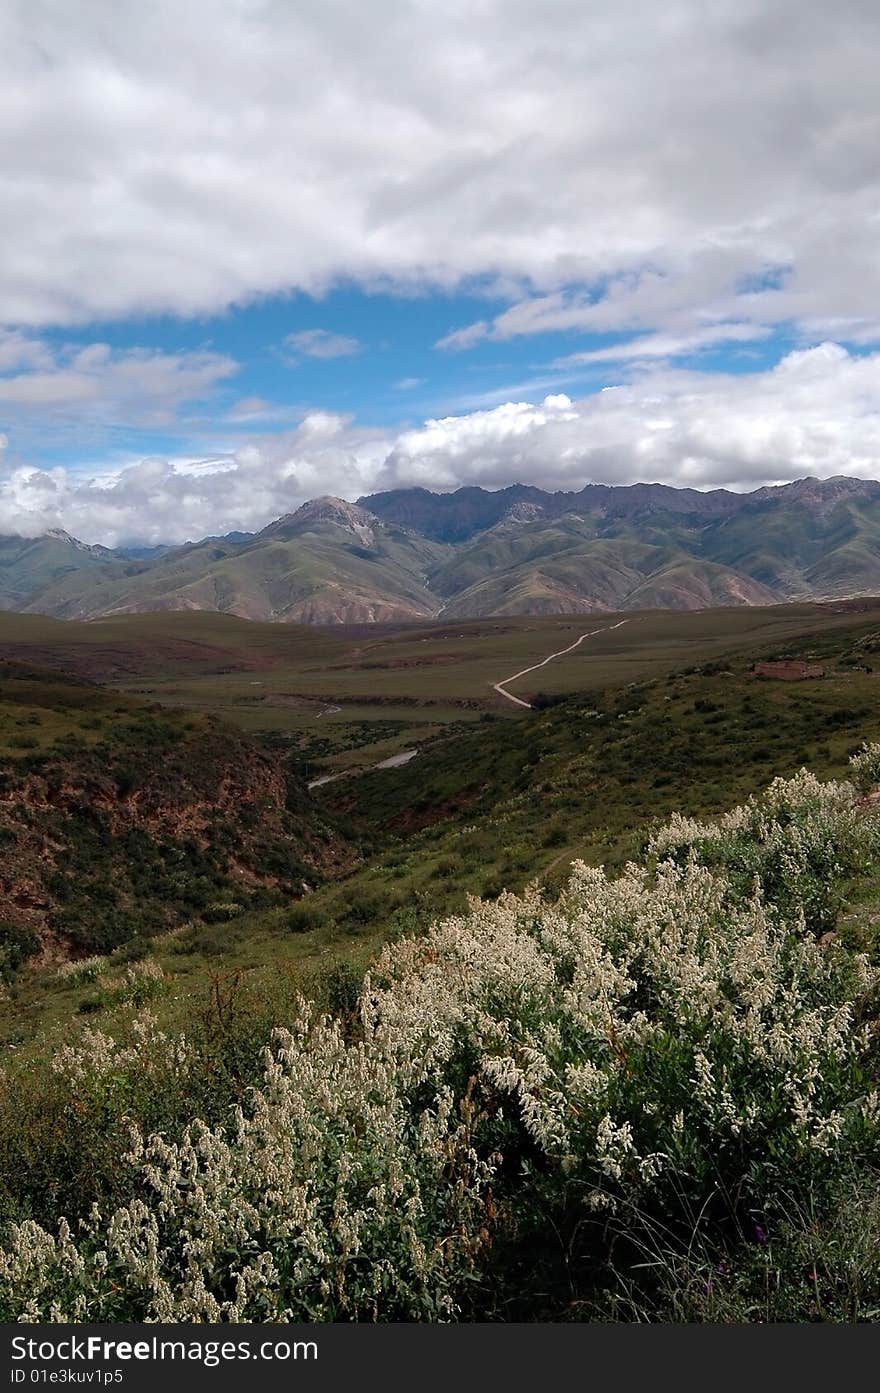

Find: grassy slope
[26,520,451,624]
[430,516,778,616]
[0,535,115,611]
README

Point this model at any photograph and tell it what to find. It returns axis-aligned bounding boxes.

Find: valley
[2,596,880,1043]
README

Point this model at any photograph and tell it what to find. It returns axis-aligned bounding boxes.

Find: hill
[6,476,880,622]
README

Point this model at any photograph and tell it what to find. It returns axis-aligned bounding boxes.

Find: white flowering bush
[850,741,880,793]
[2,768,880,1321]
[121,958,165,1006]
[648,769,880,932]
[49,1011,191,1087]
[366,861,878,1213]
[1,1008,491,1321]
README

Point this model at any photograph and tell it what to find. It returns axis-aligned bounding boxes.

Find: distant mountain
[4,475,880,623]
[0,532,117,612]
[357,480,744,541]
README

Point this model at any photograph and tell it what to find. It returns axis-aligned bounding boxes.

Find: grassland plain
[4,601,880,1318]
[0,599,877,772]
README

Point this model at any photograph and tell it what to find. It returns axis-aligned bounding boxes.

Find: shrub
[648,768,879,934]
[56,955,107,985]
[0,921,40,981]
[0,1009,489,1321]
[542,824,567,848]
[324,962,364,1018]
[202,901,244,924]
[285,902,327,934]
[340,887,398,930]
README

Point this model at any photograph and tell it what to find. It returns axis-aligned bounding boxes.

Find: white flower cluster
[2,769,879,1321]
[7,1007,490,1322]
[56,955,166,1001]
[49,1011,191,1086]
[648,769,879,934]
[121,959,165,1006]
[56,956,108,984]
[649,769,859,860]
[365,855,874,1179]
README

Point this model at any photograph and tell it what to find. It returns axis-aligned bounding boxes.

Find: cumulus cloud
[0,0,879,347]
[283,329,362,361]
[2,344,879,546]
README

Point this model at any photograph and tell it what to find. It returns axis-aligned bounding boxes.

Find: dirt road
[492,620,630,709]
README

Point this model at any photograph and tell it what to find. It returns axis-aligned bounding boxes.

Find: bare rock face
[0,712,351,962]
[501,501,547,525]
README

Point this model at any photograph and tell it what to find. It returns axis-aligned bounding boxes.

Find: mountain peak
[750,476,880,512]
[295,496,374,526]
[260,496,378,545]
[44,528,113,557]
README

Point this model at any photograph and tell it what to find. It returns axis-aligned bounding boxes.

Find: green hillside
[0,532,117,611]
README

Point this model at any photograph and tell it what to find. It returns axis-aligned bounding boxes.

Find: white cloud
[2,344,880,545]
[0,330,54,373]
[0,338,236,435]
[552,323,772,367]
[436,321,491,352]
[283,329,362,361]
[226,396,273,421]
[374,345,880,496]
[0,0,878,347]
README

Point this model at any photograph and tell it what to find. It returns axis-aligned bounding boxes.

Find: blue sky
[17,286,802,474]
[0,1,879,544]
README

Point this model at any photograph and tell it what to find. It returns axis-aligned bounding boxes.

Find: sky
[2,0,880,544]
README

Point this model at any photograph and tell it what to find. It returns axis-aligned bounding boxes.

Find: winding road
[309,619,631,792]
[492,619,631,709]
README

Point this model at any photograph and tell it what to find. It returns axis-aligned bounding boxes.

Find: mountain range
[4,475,880,624]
